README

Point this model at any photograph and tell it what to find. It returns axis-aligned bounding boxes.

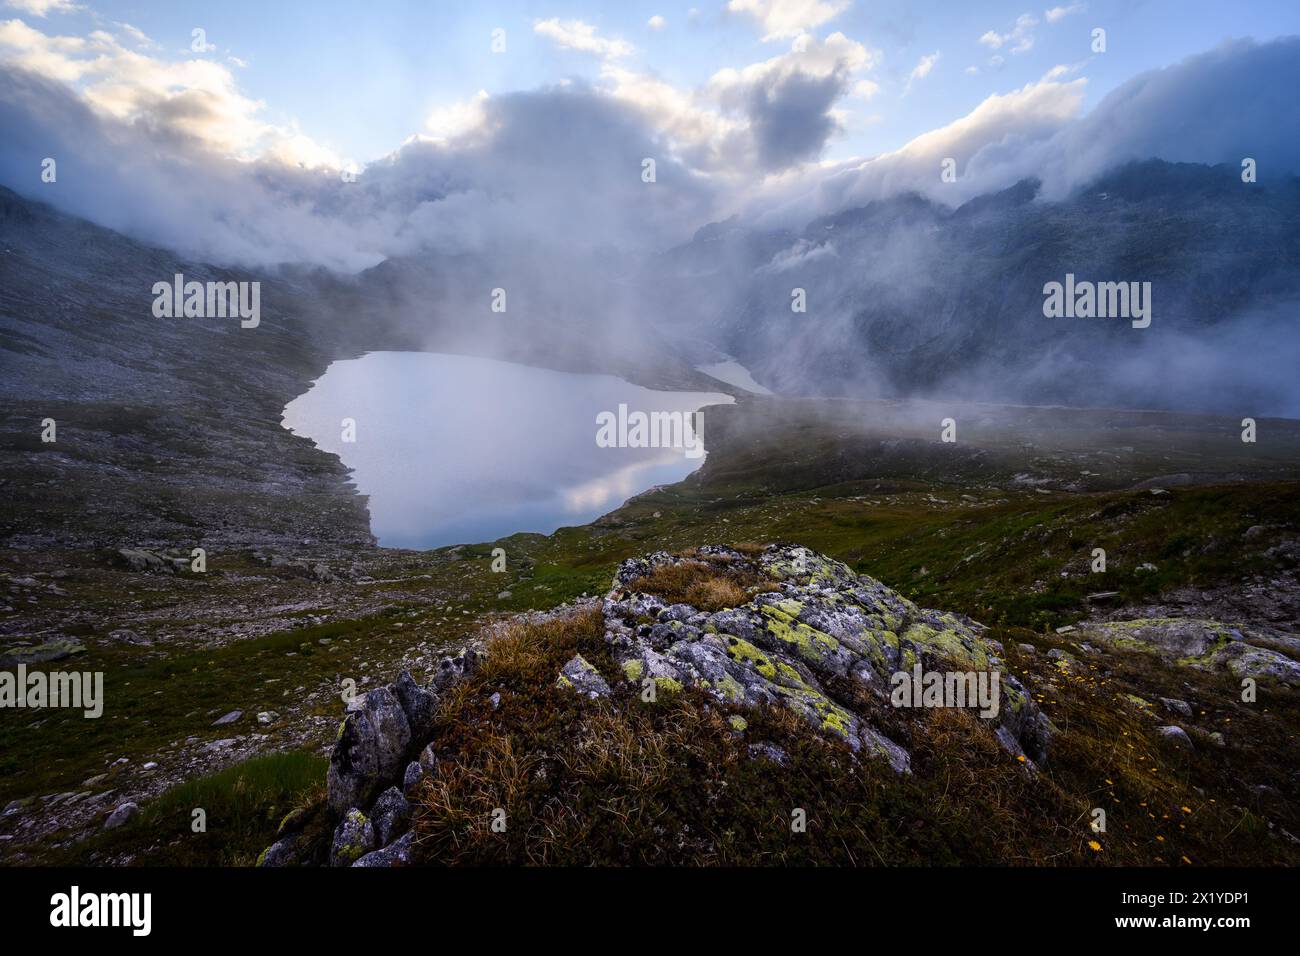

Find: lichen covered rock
[326,687,412,815]
[557,654,612,699]
[1078,618,1300,687]
[330,808,376,867]
[257,835,301,867]
[603,545,1053,771]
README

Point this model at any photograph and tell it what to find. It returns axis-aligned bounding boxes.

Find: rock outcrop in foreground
[269,545,1055,866]
[598,546,1052,770]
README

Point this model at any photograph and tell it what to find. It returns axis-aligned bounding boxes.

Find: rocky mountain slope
[644,161,1300,414]
[0,186,377,552]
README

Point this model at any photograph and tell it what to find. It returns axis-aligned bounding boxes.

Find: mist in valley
[2,34,1299,419]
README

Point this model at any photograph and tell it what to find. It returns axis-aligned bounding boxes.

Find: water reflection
[281,351,733,548]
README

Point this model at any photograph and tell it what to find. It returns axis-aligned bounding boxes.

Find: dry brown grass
[476,610,595,685]
[625,558,779,612]
[908,708,1082,864]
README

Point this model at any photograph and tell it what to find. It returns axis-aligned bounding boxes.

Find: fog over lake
[282,352,733,549]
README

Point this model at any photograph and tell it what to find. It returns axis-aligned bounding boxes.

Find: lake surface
[282,352,733,549]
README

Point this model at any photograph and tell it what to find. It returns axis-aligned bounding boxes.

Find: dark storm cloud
[745,67,847,170]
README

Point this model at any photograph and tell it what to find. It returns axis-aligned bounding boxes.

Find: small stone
[557,654,612,699]
[256,711,278,725]
[489,691,502,709]
[103,802,139,830]
[747,742,789,766]
[3,796,35,815]
[212,710,242,726]
[1017,643,1037,655]
[1157,725,1193,751]
[257,835,300,867]
[402,761,424,795]
[118,548,165,573]
[1160,697,1193,718]
[0,637,86,667]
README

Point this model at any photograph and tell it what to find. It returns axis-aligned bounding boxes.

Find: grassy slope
[402,604,1297,866]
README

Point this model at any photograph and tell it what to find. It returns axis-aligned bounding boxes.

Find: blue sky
[16,0,1300,165]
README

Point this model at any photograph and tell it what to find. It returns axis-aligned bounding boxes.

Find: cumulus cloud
[111,21,153,48]
[604,31,877,175]
[425,89,491,140]
[4,0,82,17]
[1030,36,1300,198]
[979,13,1037,54]
[905,50,940,91]
[0,15,876,272]
[1044,3,1087,23]
[752,36,1300,226]
[599,64,743,172]
[534,18,633,59]
[852,78,879,99]
[708,32,877,167]
[0,17,339,166]
[727,0,849,42]
[0,63,713,270]
[647,15,666,31]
